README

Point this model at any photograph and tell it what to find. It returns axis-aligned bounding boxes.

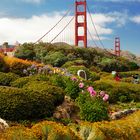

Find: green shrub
[94,80,113,91]
[62,59,88,68]
[43,51,68,67]
[65,78,80,100]
[10,74,50,88]
[24,81,65,106]
[49,74,67,89]
[108,86,137,103]
[8,61,31,76]
[94,80,140,103]
[76,93,109,122]
[120,71,140,78]
[0,84,64,121]
[89,72,100,81]
[0,72,20,86]
[0,54,7,72]
[10,77,30,88]
[98,57,139,72]
[14,43,36,60]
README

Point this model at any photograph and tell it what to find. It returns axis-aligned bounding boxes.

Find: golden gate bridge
[34,0,120,57]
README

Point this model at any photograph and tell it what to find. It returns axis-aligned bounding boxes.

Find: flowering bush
[23,64,53,76]
[76,92,109,122]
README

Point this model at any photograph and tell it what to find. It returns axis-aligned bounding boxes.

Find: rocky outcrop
[53,96,78,120]
[110,108,140,120]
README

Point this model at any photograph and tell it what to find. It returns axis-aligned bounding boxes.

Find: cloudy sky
[0,0,140,55]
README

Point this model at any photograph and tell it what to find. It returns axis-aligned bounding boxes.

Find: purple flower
[103,94,109,102]
[71,77,77,81]
[87,86,96,96]
[99,91,105,97]
[79,83,84,88]
[23,69,27,74]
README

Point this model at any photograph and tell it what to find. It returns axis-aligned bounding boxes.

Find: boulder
[0,118,9,132]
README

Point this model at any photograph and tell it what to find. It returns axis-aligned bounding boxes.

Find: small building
[0,42,20,57]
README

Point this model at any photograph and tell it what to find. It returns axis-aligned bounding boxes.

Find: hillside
[0,43,140,140]
[14,42,139,73]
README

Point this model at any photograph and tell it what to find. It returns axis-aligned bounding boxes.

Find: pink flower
[99,91,105,97]
[79,83,84,88]
[103,94,109,102]
[87,86,96,96]
[71,77,77,81]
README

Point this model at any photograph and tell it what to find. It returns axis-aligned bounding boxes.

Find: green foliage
[0,72,19,86]
[128,62,139,70]
[119,71,140,78]
[24,81,65,106]
[108,86,137,103]
[62,59,88,68]
[94,80,113,91]
[0,54,6,72]
[10,76,30,88]
[13,43,139,72]
[99,57,139,72]
[43,51,68,67]
[49,74,67,89]
[10,74,49,88]
[76,93,109,122]
[65,78,80,100]
[15,43,36,60]
[94,80,140,103]
[0,83,64,121]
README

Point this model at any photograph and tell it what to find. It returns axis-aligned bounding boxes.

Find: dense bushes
[0,72,19,86]
[94,80,140,103]
[65,78,80,100]
[0,121,81,140]
[10,77,30,88]
[0,53,6,72]
[99,57,139,72]
[43,51,68,67]
[76,93,109,122]
[10,74,50,88]
[0,84,64,121]
[1,111,140,140]
[14,43,139,72]
[14,43,36,60]
[23,81,65,106]
[0,54,42,76]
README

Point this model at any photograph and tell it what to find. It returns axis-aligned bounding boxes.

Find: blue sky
[0,0,140,55]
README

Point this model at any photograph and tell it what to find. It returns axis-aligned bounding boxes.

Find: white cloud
[0,12,116,45]
[131,15,140,24]
[0,10,132,46]
[107,10,129,27]
[21,0,43,4]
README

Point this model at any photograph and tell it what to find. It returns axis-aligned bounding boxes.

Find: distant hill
[93,47,140,66]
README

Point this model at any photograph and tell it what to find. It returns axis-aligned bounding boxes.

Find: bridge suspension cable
[49,16,74,43]
[34,4,74,44]
[87,4,116,56]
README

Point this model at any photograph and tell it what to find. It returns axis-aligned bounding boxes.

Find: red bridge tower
[115,37,120,56]
[75,0,87,48]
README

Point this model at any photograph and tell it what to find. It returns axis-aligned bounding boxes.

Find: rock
[110,108,140,120]
[53,96,76,119]
[0,118,9,132]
